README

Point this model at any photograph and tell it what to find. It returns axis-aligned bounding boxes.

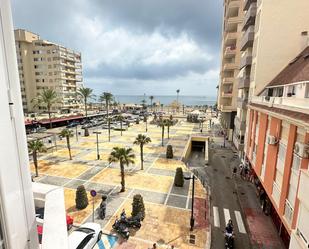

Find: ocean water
[113,95,216,106]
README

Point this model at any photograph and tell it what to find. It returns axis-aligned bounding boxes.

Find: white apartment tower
[14,29,83,113]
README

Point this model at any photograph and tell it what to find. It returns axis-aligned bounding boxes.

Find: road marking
[213,206,220,227]
[223,208,231,226]
[235,211,246,234]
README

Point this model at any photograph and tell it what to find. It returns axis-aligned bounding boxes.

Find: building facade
[245,46,309,248]
[218,0,244,140]
[233,0,309,157]
[14,29,83,114]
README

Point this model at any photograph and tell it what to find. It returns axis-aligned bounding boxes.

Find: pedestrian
[152,243,157,249]
[99,195,107,219]
[232,165,237,178]
[244,166,249,181]
[239,163,244,179]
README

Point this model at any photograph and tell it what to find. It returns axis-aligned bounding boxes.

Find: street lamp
[144,115,148,132]
[93,131,101,160]
[184,174,195,231]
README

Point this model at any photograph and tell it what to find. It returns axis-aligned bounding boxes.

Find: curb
[205,187,212,249]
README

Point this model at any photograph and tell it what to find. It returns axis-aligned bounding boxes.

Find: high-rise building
[245,46,309,248]
[233,0,309,158]
[218,0,244,140]
[14,29,83,113]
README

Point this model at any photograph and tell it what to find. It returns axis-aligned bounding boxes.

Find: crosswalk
[94,234,118,249]
[212,206,247,234]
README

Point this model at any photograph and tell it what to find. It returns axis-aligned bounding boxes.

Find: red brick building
[245,47,309,247]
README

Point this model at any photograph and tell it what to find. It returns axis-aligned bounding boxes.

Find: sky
[11,0,222,96]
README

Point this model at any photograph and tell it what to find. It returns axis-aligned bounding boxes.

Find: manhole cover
[189,234,196,244]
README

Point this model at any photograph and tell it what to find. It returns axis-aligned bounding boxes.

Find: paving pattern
[31,119,209,248]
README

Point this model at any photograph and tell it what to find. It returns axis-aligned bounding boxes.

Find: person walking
[232,165,237,178]
[99,195,107,219]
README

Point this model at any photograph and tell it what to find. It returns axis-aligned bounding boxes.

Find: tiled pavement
[32,120,209,248]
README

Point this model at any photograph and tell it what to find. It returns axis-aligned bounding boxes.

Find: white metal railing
[272,182,281,206]
[284,200,294,225]
[251,96,309,111]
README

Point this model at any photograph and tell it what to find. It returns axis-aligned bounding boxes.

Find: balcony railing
[222,77,234,85]
[239,54,252,69]
[243,3,257,31]
[238,76,250,89]
[223,62,237,71]
[222,91,233,98]
[224,32,238,45]
[234,116,246,131]
[244,0,257,11]
[251,96,309,113]
[272,182,281,207]
[240,26,255,51]
[224,46,237,58]
[233,132,245,151]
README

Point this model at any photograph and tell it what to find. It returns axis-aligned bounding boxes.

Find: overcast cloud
[11,0,222,96]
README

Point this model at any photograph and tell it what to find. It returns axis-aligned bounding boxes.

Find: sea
[113,95,216,106]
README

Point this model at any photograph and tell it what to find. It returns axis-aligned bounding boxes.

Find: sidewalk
[231,153,285,249]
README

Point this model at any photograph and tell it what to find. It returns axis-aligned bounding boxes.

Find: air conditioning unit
[267,135,277,145]
[294,142,309,159]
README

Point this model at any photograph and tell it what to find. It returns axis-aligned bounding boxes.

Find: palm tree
[32,89,58,128]
[176,89,180,112]
[77,87,94,117]
[60,129,74,160]
[149,96,154,111]
[165,119,174,139]
[28,140,46,177]
[141,99,147,110]
[158,118,166,147]
[116,115,125,136]
[108,147,135,192]
[134,134,151,170]
[100,92,114,142]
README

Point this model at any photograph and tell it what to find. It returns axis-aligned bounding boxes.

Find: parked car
[66,121,79,128]
[35,207,73,230]
[68,223,102,249]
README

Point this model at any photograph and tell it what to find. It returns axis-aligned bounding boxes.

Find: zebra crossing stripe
[213,206,220,227]
[235,211,246,234]
[223,208,231,226]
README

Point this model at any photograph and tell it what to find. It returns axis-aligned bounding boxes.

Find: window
[292,154,301,171]
[277,142,286,172]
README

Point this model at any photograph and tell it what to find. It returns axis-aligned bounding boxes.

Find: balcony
[251,96,309,114]
[220,104,235,112]
[222,77,234,85]
[238,76,250,89]
[224,32,238,45]
[239,53,252,69]
[244,0,257,11]
[222,91,233,98]
[234,116,246,131]
[233,132,244,151]
[237,97,248,108]
[223,62,237,71]
[243,3,257,31]
[224,46,237,58]
[228,0,240,10]
[240,26,255,51]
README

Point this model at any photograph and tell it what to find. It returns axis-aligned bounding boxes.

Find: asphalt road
[205,146,251,249]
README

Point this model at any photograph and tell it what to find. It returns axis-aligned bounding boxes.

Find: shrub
[84,128,89,137]
[166,145,174,159]
[75,185,88,210]
[131,194,145,220]
[174,167,184,187]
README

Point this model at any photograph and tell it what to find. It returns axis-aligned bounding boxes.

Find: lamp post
[144,115,148,132]
[184,174,195,231]
[75,125,78,142]
[93,131,101,160]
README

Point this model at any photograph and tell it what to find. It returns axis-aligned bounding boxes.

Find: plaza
[31,119,209,248]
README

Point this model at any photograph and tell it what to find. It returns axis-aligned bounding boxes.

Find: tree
[108,147,135,192]
[165,119,173,139]
[77,87,94,117]
[32,89,58,128]
[131,194,145,220]
[116,115,125,136]
[28,140,46,177]
[176,89,180,111]
[149,96,154,111]
[60,128,74,160]
[174,167,184,187]
[166,145,173,159]
[141,99,147,110]
[75,185,88,210]
[100,92,114,142]
[158,118,166,146]
[134,134,151,170]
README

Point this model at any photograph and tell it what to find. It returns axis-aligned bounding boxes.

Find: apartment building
[1,1,69,248]
[245,47,309,248]
[232,0,309,158]
[14,29,83,114]
[217,0,244,140]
